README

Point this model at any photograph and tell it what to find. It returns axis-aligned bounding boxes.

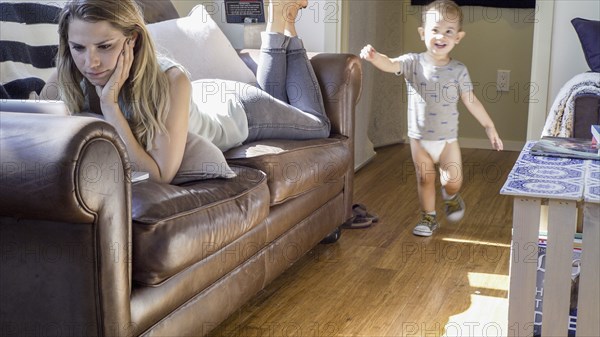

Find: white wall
[341,1,379,170]
[527,0,600,140]
[548,1,599,101]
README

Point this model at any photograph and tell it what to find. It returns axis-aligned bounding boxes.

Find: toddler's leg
[410,139,440,237]
[438,141,463,195]
[439,141,465,222]
[410,139,437,214]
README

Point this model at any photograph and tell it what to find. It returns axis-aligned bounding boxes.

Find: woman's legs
[285,36,325,121]
[244,0,329,142]
[255,32,288,102]
[264,0,306,36]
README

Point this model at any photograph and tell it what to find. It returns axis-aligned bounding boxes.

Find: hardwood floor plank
[210,144,521,337]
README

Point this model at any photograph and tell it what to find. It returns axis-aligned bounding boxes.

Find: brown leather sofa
[0,1,362,336]
[573,94,600,139]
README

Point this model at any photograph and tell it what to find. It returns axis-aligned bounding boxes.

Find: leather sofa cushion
[225,135,351,205]
[131,166,269,286]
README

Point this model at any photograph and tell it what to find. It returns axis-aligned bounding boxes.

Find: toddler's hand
[486,127,504,151]
[360,44,377,62]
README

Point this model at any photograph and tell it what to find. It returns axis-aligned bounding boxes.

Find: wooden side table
[500,142,599,337]
[577,160,600,336]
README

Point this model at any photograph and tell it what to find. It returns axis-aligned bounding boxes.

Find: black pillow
[572,18,600,72]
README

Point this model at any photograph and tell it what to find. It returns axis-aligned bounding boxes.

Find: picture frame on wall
[224,0,265,23]
[410,0,535,9]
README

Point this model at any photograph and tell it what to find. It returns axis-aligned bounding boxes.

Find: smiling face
[418,8,465,63]
[68,18,127,86]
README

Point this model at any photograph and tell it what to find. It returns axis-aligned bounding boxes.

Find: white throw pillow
[147,4,257,84]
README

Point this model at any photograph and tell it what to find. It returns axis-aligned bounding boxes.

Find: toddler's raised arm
[359,44,401,74]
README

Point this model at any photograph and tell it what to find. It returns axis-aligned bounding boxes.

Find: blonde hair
[57,0,170,150]
[422,0,464,30]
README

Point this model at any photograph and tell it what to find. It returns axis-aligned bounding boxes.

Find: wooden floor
[210,144,521,337]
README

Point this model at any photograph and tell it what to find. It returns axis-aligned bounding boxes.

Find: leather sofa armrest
[0,112,131,222]
[238,50,363,138]
[0,112,133,336]
[310,53,363,138]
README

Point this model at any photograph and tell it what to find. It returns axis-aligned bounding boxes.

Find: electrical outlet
[497,70,510,92]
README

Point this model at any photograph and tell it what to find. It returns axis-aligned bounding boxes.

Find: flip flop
[352,203,379,223]
[341,214,372,229]
[341,204,379,229]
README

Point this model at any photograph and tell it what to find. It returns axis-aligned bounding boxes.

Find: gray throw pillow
[171,132,237,184]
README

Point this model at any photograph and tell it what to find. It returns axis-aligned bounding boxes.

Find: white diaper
[420,139,456,163]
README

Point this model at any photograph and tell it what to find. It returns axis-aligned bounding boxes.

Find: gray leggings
[242,32,330,142]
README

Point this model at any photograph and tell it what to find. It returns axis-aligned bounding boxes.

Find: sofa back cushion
[0,2,62,99]
[135,0,180,23]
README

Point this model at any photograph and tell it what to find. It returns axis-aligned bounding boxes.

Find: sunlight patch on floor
[467,272,509,292]
[443,294,508,337]
[442,237,511,248]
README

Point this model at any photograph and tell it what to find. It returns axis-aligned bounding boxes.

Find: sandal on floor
[353,203,379,223]
[341,215,372,229]
[341,203,379,229]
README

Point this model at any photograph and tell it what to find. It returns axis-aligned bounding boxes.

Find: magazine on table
[132,171,149,183]
[530,136,599,160]
[592,125,599,146]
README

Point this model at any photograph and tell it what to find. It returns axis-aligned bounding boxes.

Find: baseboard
[354,152,377,171]
[459,137,525,152]
[372,137,407,149]
[367,137,525,153]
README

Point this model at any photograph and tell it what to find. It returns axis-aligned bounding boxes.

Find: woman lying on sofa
[40,0,329,183]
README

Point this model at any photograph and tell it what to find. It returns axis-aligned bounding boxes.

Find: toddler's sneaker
[412,213,439,237]
[444,194,465,222]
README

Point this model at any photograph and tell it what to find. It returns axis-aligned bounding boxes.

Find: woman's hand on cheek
[96,39,135,108]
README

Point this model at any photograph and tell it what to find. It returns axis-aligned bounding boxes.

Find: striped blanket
[542,72,600,137]
[0,1,64,99]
